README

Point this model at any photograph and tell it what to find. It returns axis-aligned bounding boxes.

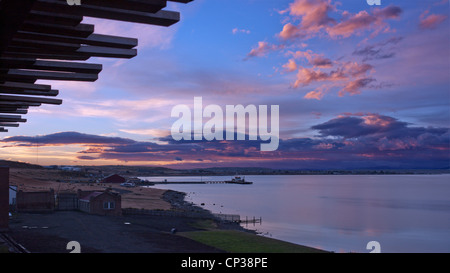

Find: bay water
[141,174,450,253]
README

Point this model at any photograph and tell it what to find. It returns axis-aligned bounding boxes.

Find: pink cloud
[279,0,336,40]
[328,6,402,38]
[419,11,447,29]
[282,59,298,72]
[246,41,283,59]
[279,2,402,40]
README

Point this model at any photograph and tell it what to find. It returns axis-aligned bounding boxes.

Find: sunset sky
[1,0,449,169]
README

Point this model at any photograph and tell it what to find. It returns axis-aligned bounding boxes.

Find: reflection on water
[143,174,450,253]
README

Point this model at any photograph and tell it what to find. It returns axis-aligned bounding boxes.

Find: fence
[122,208,245,223]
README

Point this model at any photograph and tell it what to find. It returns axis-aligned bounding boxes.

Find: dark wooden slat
[0,117,26,123]
[0,128,8,132]
[14,31,138,49]
[0,101,41,107]
[33,0,180,26]
[0,57,102,74]
[0,94,62,105]
[0,82,51,91]
[10,38,81,52]
[26,10,83,26]
[20,21,95,38]
[5,44,136,59]
[84,0,167,13]
[0,88,59,97]
[0,109,28,114]
[0,123,20,127]
[77,46,137,58]
[1,51,90,61]
[1,69,98,82]
[168,0,193,2]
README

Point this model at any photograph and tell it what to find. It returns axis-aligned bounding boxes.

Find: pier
[144,179,253,185]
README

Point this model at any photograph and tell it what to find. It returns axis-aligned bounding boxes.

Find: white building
[9,186,17,206]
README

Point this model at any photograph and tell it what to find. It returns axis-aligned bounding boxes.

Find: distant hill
[0,160,43,169]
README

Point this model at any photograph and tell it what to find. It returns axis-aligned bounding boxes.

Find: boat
[226,176,253,185]
[120,182,136,187]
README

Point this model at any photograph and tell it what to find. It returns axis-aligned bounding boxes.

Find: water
[141,175,450,253]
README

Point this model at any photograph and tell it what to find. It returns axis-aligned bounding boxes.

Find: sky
[1,0,449,169]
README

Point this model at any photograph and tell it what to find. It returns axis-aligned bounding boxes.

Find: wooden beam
[20,21,95,38]
[14,31,138,49]
[0,82,51,91]
[83,0,167,13]
[0,109,28,114]
[0,114,27,123]
[0,128,8,132]
[5,44,136,59]
[0,69,98,82]
[33,0,180,26]
[1,51,90,61]
[26,10,83,26]
[0,57,102,74]
[0,123,20,127]
[9,38,82,52]
[0,88,59,97]
[0,101,41,107]
[0,94,62,105]
[168,0,193,2]
[77,45,137,58]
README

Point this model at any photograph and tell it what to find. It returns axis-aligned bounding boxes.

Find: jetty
[144,176,253,185]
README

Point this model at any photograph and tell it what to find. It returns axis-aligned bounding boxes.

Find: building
[0,167,9,231]
[78,189,121,216]
[9,186,17,211]
[16,189,55,212]
[101,174,126,184]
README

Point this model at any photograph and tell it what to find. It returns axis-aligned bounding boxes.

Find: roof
[0,0,193,133]
[79,191,103,201]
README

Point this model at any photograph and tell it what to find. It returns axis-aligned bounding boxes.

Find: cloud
[279,0,336,40]
[419,11,447,29]
[1,132,135,146]
[3,113,449,169]
[246,2,403,99]
[246,42,283,59]
[278,1,402,40]
[352,37,403,61]
[339,78,376,96]
[293,60,374,98]
[232,28,251,35]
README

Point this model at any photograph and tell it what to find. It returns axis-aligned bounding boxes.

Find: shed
[101,174,126,184]
[78,189,121,216]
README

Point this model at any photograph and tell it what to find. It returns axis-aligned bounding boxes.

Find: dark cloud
[1,131,135,146]
[3,113,449,169]
[353,37,403,61]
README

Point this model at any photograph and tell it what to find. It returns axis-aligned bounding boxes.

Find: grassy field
[180,230,328,253]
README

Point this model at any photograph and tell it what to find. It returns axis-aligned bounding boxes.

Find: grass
[180,230,328,253]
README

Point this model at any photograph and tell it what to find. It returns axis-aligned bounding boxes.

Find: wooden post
[0,167,9,231]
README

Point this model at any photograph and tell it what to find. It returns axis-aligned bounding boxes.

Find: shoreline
[6,168,328,253]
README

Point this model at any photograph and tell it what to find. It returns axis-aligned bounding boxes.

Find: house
[101,174,126,184]
[77,189,121,216]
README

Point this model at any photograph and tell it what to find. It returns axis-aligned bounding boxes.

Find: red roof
[80,191,103,201]
[102,174,126,183]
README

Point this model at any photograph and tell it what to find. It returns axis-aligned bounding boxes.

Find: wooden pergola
[0,0,192,133]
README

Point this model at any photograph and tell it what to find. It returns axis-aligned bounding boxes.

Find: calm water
[141,175,450,253]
